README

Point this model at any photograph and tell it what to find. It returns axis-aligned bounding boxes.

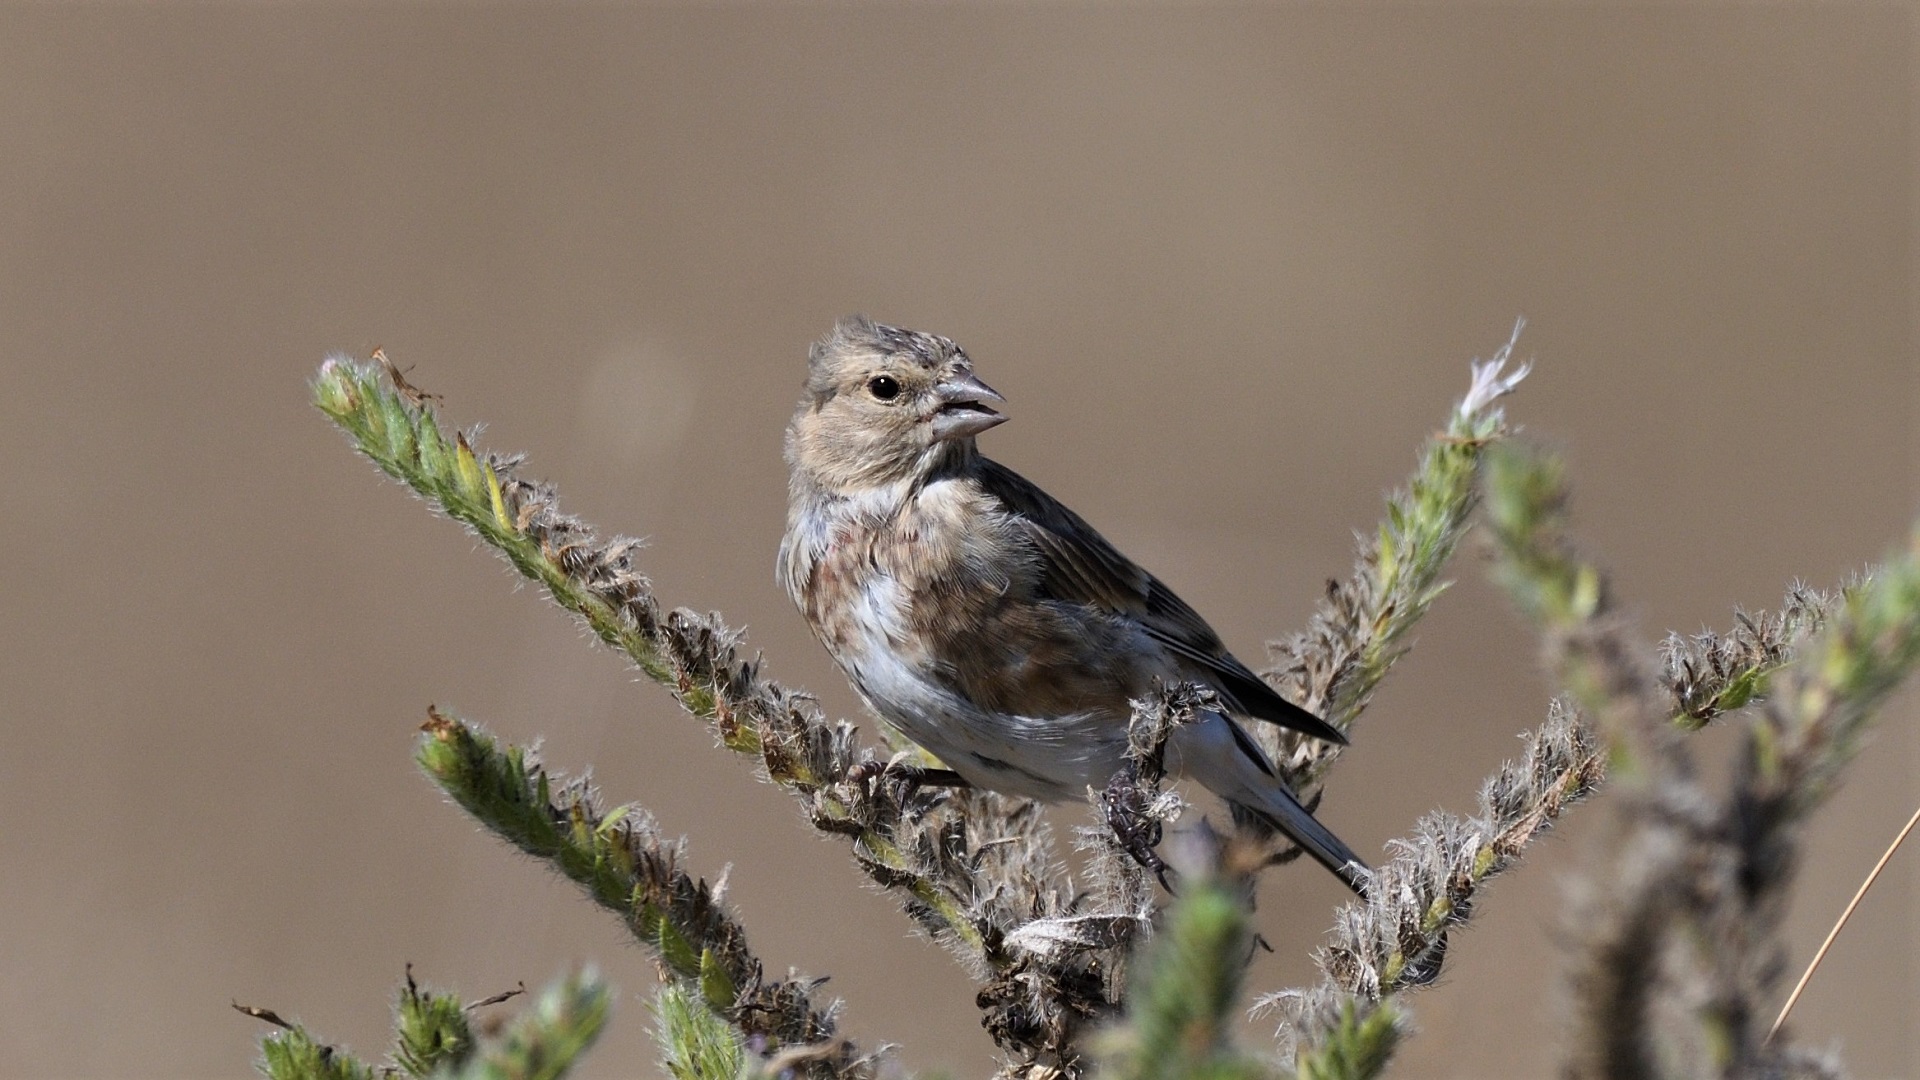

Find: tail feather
[1235,790,1371,897]
[1174,711,1371,896]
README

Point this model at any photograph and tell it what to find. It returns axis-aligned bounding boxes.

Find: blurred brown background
[1,5,1913,1077]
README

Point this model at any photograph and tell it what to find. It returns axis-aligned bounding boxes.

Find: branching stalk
[1273,444,1845,1074]
[1265,696,1603,1069]
[1481,443,1920,1079]
[1661,585,1838,730]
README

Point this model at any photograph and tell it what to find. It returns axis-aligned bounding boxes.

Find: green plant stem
[1267,337,1529,789]
[416,709,852,1063]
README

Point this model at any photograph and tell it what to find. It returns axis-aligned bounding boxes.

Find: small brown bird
[777,317,1368,894]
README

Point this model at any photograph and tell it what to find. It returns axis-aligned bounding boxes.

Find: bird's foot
[897,765,969,789]
[1101,768,1175,891]
[845,757,970,803]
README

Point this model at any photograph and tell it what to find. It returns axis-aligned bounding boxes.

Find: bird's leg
[884,764,969,807]
[898,766,969,788]
[1101,766,1175,891]
[842,758,887,790]
[845,758,971,803]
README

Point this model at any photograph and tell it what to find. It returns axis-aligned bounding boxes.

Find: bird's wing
[975,458,1347,746]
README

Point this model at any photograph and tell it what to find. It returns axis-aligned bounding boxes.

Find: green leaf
[698,947,738,1014]
[651,984,748,1080]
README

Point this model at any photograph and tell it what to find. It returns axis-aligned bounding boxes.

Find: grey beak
[930,372,1008,442]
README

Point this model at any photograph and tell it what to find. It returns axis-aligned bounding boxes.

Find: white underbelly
[840,642,1127,802]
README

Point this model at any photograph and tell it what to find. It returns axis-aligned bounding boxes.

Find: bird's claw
[843,759,887,792]
[845,758,970,803]
[1101,768,1175,891]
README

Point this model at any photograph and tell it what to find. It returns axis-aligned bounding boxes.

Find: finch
[777,317,1369,894]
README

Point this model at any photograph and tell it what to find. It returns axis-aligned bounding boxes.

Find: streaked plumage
[778,317,1369,894]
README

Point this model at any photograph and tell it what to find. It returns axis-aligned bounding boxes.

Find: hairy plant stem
[1264,326,1530,794]
[1272,449,1845,1077]
[417,709,861,1070]
[1485,443,1918,1080]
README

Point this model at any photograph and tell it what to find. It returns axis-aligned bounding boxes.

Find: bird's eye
[867,375,901,401]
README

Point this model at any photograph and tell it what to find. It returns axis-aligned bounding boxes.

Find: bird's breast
[781,484,1151,800]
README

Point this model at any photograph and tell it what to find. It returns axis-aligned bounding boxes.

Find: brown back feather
[974,458,1348,746]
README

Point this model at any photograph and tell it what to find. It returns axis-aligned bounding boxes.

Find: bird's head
[786,316,1007,492]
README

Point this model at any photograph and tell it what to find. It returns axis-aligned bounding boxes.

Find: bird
[776,316,1369,895]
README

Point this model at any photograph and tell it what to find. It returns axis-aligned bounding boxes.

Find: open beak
[929,372,1008,442]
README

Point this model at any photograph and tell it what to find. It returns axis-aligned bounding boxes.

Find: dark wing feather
[975,458,1347,746]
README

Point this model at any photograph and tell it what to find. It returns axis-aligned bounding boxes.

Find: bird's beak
[930,372,1008,442]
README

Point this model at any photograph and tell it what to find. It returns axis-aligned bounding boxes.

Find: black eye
[867,374,901,401]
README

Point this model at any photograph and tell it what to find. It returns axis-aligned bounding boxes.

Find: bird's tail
[1232,786,1371,897]
[1175,711,1371,895]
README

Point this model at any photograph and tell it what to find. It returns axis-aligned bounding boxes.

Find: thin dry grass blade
[1768,801,1920,1043]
